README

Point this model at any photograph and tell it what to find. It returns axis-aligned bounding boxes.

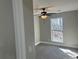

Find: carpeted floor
[36,44,78,59]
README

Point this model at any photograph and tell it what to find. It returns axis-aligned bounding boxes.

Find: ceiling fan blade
[34,8,42,10]
[33,5,54,10]
[43,5,54,9]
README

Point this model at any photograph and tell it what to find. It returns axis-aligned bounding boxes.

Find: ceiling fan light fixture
[41,15,48,20]
[40,8,48,20]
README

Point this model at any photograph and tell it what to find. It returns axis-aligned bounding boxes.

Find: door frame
[12,0,26,59]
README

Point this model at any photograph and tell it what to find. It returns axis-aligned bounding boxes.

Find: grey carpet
[36,44,78,59]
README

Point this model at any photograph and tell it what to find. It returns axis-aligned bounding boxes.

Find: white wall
[23,0,35,59]
[34,15,40,45]
[63,11,78,48]
[0,0,16,59]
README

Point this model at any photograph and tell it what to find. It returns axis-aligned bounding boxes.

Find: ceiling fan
[34,6,54,20]
[40,8,48,20]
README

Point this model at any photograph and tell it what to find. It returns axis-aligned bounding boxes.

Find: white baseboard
[40,41,78,49]
[40,41,54,45]
[40,41,63,45]
[35,41,40,46]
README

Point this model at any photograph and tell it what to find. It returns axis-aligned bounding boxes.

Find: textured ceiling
[33,0,78,14]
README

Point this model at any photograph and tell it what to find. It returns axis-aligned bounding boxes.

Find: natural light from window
[59,48,78,59]
[51,17,63,43]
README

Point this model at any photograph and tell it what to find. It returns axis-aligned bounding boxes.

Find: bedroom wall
[0,0,16,59]
[34,15,40,45]
[23,0,35,59]
[40,10,78,48]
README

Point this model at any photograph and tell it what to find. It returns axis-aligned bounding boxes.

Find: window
[51,17,63,43]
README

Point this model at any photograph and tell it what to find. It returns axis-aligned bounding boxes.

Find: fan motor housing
[41,11,47,15]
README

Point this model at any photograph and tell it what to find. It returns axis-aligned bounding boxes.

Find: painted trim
[40,41,78,49]
[12,0,26,59]
[35,41,40,46]
[40,41,59,45]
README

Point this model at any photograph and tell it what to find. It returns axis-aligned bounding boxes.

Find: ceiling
[33,0,78,15]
